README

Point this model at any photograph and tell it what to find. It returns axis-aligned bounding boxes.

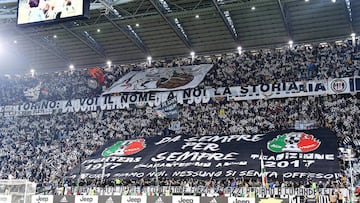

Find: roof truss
[149,0,192,49]
[105,16,149,54]
[61,24,107,58]
[211,0,239,42]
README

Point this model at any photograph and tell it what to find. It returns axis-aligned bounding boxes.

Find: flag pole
[155,161,159,194]
[101,160,106,185]
[260,149,267,188]
[76,157,82,195]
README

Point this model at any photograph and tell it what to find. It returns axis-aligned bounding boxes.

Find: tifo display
[68,128,339,181]
[0,39,358,203]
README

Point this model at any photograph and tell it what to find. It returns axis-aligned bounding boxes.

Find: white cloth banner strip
[0,77,357,117]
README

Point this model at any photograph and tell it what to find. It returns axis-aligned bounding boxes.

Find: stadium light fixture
[69,64,75,70]
[190,51,195,63]
[237,46,242,55]
[147,56,152,65]
[30,69,35,77]
[97,29,101,33]
[106,60,112,66]
[135,23,139,27]
[288,40,294,48]
[331,0,336,2]
[305,0,309,2]
[251,6,255,10]
[195,14,199,19]
[13,40,17,44]
[351,33,356,46]
[53,35,57,39]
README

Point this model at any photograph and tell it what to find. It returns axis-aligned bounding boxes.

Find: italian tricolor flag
[260,150,267,187]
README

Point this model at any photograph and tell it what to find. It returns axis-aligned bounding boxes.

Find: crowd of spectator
[58,176,348,197]
[0,94,358,190]
[0,39,360,106]
[0,38,359,194]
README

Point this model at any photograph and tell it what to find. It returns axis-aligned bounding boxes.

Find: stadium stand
[0,40,359,105]
[0,39,359,202]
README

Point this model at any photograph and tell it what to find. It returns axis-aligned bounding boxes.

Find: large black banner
[69,128,340,180]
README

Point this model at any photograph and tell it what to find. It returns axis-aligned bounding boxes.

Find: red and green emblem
[102,139,146,157]
[267,132,321,153]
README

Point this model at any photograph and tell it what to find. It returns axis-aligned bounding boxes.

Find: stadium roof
[0,0,359,74]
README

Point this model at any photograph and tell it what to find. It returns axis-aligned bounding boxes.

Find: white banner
[328,78,351,94]
[121,196,147,203]
[172,196,200,203]
[0,77,358,117]
[24,82,41,102]
[227,197,255,203]
[32,195,54,203]
[104,64,213,94]
[74,195,98,203]
[0,195,11,203]
[294,120,317,130]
